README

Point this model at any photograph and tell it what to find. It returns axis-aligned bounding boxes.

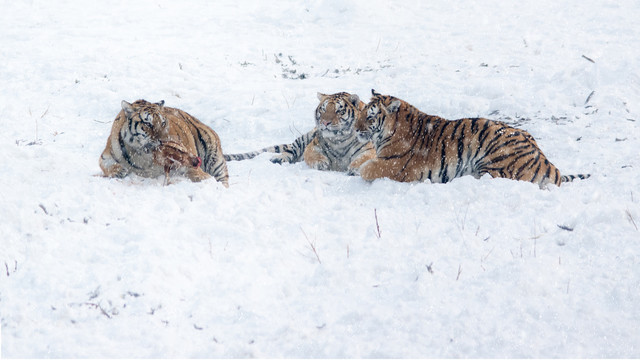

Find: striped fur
[224,92,375,173]
[223,129,315,164]
[99,99,229,187]
[354,90,589,188]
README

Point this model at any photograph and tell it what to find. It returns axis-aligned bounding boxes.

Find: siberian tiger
[99,99,229,187]
[224,92,375,173]
[354,90,589,188]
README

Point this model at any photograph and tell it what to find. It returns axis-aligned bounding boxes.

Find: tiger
[353,90,590,188]
[224,92,376,173]
[99,99,229,187]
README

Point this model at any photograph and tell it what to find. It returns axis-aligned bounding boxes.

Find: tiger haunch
[99,99,229,187]
[354,90,589,188]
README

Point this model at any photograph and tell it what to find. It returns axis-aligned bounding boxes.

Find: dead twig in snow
[84,302,112,319]
[282,91,290,109]
[374,208,382,239]
[582,54,595,63]
[300,227,321,264]
[482,248,494,263]
[585,90,595,105]
[27,106,48,146]
[557,224,574,232]
[626,209,638,231]
[426,263,434,274]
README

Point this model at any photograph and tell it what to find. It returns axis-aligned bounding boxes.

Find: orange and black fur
[153,140,203,186]
[354,90,589,188]
[99,100,229,187]
[224,92,375,173]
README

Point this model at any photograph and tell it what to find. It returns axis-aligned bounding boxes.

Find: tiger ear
[317,92,329,101]
[371,89,381,97]
[385,100,402,114]
[155,100,165,107]
[121,100,134,116]
[348,94,360,107]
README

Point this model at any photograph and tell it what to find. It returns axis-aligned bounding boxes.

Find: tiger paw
[186,168,211,183]
[270,154,293,164]
[346,167,360,176]
[104,164,129,178]
[309,160,330,171]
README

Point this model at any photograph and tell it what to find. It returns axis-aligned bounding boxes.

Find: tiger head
[315,92,363,139]
[120,99,169,151]
[355,89,402,143]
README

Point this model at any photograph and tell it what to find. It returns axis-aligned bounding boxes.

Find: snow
[1,0,639,357]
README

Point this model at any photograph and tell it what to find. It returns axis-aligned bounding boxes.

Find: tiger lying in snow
[99,99,229,187]
[353,90,590,188]
[224,92,375,174]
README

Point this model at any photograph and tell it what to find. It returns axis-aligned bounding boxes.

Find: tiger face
[355,90,401,143]
[120,99,169,151]
[315,92,362,139]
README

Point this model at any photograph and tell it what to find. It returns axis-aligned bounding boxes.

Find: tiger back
[354,90,589,188]
[224,92,375,174]
[99,99,229,187]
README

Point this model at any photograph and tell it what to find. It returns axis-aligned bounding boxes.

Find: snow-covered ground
[1,0,639,357]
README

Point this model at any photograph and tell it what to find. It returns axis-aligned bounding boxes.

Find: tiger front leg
[184,167,212,183]
[270,153,296,164]
[303,141,330,171]
[99,150,129,178]
[358,158,407,182]
[346,148,376,176]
